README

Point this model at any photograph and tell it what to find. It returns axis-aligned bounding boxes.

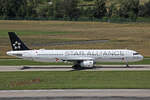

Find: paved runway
[0,66,150,100]
[0,65,150,71]
[0,89,150,100]
[0,89,150,97]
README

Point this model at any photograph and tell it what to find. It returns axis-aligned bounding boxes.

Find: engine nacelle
[80,60,94,68]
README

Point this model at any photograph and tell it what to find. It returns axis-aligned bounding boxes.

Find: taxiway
[0,65,150,71]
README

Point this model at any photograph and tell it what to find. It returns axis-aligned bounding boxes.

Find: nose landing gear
[126,63,130,68]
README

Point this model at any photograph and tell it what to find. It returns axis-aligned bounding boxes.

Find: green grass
[0,71,150,90]
[1,20,150,58]
[0,58,150,66]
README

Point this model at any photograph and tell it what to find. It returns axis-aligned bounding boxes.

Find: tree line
[0,0,150,21]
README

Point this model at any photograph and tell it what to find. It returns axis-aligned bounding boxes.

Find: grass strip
[0,71,150,90]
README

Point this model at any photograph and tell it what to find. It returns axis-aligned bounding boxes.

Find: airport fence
[1,17,150,23]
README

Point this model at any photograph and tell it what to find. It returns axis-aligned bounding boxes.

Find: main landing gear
[72,64,83,70]
[72,64,95,70]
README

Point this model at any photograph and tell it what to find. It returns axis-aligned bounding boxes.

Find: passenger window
[13,54,22,57]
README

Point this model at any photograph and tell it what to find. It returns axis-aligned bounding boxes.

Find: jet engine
[80,60,94,68]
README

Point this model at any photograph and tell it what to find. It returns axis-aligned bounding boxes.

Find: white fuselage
[7,49,143,63]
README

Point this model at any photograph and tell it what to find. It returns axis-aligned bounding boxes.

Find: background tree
[64,0,80,20]
[25,0,41,18]
[1,0,150,21]
[0,0,27,18]
[52,0,64,19]
[118,0,139,20]
[106,2,119,18]
[93,0,107,19]
[139,1,150,17]
[84,7,94,20]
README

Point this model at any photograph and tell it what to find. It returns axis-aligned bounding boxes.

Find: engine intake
[80,60,94,68]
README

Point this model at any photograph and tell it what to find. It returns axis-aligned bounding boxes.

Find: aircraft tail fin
[8,32,30,51]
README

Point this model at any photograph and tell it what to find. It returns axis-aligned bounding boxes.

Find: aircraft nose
[6,51,12,56]
[139,54,144,61]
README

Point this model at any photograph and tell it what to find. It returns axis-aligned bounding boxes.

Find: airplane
[7,32,143,69]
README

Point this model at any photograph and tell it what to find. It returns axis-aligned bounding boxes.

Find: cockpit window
[133,53,140,55]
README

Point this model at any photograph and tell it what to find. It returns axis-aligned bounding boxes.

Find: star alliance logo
[13,41,21,49]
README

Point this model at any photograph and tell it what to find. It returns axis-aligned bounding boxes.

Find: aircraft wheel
[72,64,83,70]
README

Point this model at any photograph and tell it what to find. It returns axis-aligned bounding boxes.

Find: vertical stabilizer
[8,32,30,51]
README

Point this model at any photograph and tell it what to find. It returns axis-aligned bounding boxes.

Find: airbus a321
[7,32,143,69]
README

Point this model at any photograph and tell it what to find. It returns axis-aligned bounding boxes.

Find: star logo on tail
[13,41,21,49]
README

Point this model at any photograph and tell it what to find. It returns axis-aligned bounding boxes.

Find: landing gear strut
[126,64,129,68]
[126,62,130,68]
[72,64,83,70]
[125,58,130,68]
